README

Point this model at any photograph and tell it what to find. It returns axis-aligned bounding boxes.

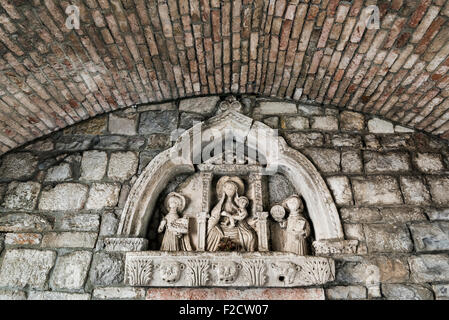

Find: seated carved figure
[206,176,257,252]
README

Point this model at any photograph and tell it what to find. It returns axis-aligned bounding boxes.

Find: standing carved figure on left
[158,192,192,251]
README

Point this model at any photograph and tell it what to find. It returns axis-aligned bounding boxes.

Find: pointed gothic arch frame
[117,109,344,242]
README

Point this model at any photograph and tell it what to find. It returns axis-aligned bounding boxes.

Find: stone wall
[0,95,448,300]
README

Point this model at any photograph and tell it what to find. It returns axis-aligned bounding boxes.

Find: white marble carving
[117,99,343,241]
[125,257,153,286]
[242,259,267,286]
[213,261,241,284]
[117,96,349,288]
[207,176,257,252]
[185,259,210,286]
[158,261,185,284]
[158,192,192,251]
[124,252,335,287]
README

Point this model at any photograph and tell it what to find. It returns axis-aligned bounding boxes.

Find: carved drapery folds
[117,96,354,288]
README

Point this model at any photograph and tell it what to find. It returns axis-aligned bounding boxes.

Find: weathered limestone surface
[327,176,353,205]
[107,152,138,181]
[45,163,72,182]
[364,152,410,173]
[5,233,41,246]
[50,251,92,290]
[427,177,449,206]
[433,284,449,300]
[364,224,413,253]
[409,222,449,252]
[89,252,124,287]
[413,153,445,173]
[340,112,364,132]
[80,151,108,181]
[109,112,137,136]
[281,116,309,130]
[39,183,88,211]
[303,148,341,173]
[0,153,37,180]
[311,116,338,131]
[86,183,121,210]
[0,249,56,289]
[400,177,431,205]
[0,290,27,300]
[28,291,91,300]
[0,213,52,232]
[41,232,97,248]
[56,213,100,232]
[179,96,220,115]
[409,254,449,283]
[138,110,178,134]
[326,286,367,300]
[368,118,394,133]
[93,287,147,300]
[2,182,41,210]
[382,284,434,300]
[259,101,297,115]
[352,176,403,205]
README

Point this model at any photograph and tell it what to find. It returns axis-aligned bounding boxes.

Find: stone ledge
[146,287,325,300]
[312,240,359,255]
[125,251,335,288]
[103,237,148,252]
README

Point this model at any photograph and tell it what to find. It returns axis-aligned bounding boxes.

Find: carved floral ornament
[105,96,357,287]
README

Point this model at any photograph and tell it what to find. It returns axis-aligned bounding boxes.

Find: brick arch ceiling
[1,0,449,154]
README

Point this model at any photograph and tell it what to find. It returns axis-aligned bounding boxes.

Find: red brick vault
[1,0,449,154]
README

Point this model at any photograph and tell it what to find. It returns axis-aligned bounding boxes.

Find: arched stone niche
[106,97,358,288]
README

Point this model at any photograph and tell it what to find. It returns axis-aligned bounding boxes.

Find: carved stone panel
[124,252,335,287]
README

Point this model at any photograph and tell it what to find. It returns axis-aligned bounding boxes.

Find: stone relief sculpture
[213,261,241,284]
[283,195,311,255]
[159,261,185,284]
[158,192,192,251]
[207,176,257,252]
[117,96,350,288]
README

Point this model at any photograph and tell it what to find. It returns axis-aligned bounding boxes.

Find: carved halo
[164,192,186,212]
[282,195,304,212]
[216,176,245,197]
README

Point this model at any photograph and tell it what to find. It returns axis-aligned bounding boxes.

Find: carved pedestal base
[125,251,335,287]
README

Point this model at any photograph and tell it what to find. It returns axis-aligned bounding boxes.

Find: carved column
[197,172,213,251]
[249,173,269,251]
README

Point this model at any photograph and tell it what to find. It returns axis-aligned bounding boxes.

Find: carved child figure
[158,192,192,251]
[221,196,249,228]
[283,195,311,256]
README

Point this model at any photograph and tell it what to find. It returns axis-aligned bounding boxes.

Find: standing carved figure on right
[283,195,311,256]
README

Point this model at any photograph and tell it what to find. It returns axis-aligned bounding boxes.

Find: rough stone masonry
[0,96,448,300]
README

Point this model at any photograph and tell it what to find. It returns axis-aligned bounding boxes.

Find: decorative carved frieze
[124,252,335,287]
[125,257,153,286]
